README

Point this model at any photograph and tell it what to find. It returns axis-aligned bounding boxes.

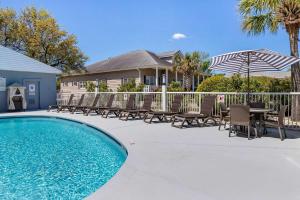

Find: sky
[0,0,290,65]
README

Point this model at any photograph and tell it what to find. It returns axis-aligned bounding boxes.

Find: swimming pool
[0,116,127,199]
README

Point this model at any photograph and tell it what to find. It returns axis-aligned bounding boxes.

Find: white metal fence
[57,91,300,129]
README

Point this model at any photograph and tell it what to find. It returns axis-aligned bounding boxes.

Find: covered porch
[137,66,208,91]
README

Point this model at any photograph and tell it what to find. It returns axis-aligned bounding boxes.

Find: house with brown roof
[60,50,206,92]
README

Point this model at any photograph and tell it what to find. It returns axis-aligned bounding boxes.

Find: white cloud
[172,33,187,40]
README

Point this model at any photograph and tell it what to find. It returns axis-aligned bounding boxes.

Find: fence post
[199,93,202,113]
[162,85,167,111]
[95,79,99,94]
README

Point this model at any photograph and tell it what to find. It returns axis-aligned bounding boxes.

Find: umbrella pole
[247,52,250,105]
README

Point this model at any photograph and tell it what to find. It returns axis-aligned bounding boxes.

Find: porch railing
[57,91,300,129]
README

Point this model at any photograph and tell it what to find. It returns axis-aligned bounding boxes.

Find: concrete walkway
[1,110,300,200]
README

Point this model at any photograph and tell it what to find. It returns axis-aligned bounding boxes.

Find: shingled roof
[156,50,182,59]
[87,50,173,73]
[0,45,61,74]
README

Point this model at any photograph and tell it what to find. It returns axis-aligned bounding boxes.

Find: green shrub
[85,81,96,92]
[117,79,144,92]
[98,82,109,92]
[197,75,291,92]
[197,75,232,92]
[168,81,184,92]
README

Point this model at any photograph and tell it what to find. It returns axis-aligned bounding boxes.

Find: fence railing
[57,91,300,129]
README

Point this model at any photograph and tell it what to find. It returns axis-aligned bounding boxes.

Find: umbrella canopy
[209,49,300,103]
[209,49,300,74]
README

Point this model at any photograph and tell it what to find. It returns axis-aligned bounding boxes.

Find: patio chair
[249,101,266,120]
[47,94,74,112]
[171,95,217,128]
[218,102,230,130]
[144,95,183,124]
[249,101,265,108]
[119,94,153,121]
[84,94,113,116]
[263,105,287,141]
[62,94,85,112]
[102,94,136,118]
[70,94,100,114]
[229,104,257,140]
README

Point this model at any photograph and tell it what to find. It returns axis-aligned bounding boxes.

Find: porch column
[175,71,178,82]
[156,66,159,87]
[197,74,200,85]
[137,69,142,84]
[182,74,185,89]
[166,68,169,86]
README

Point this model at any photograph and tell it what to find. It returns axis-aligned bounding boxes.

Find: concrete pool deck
[1,110,300,200]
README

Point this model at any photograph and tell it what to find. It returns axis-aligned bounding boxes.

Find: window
[73,81,78,86]
[63,82,69,87]
[144,76,155,85]
[100,79,107,84]
[121,78,129,85]
[78,81,85,89]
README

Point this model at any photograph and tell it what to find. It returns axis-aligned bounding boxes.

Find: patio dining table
[226,107,274,136]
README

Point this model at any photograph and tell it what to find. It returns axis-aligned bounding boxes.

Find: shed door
[25,80,40,110]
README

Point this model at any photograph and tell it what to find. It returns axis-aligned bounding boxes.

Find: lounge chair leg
[84,109,90,116]
[248,126,250,140]
[171,117,176,127]
[283,127,287,138]
[149,115,155,123]
[196,118,201,127]
[218,121,222,130]
[119,112,123,119]
[181,119,186,128]
[254,127,258,138]
[278,128,283,141]
[103,111,110,118]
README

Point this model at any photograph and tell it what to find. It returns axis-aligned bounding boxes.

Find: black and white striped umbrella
[209,49,300,74]
[209,49,300,103]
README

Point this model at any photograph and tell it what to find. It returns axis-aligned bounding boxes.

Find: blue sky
[0,0,290,65]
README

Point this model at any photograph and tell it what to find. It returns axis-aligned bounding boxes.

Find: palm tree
[173,51,200,91]
[239,0,300,92]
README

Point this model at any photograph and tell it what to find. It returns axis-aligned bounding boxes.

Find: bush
[168,81,184,92]
[85,81,96,92]
[197,74,291,92]
[117,79,144,92]
[98,82,109,92]
[197,75,232,92]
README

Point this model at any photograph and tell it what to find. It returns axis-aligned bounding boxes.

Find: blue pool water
[0,117,127,199]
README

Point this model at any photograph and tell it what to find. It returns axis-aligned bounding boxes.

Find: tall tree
[0,8,18,48]
[0,7,87,72]
[239,0,300,92]
[173,51,201,91]
[197,51,211,74]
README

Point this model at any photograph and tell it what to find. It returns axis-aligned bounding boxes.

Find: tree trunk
[288,27,300,121]
[183,72,192,91]
[289,28,300,91]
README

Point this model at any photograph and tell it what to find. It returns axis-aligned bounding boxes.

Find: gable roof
[0,45,61,74]
[87,50,172,73]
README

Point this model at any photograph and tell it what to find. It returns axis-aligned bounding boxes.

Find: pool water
[0,117,127,199]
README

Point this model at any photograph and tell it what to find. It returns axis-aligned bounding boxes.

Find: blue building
[0,45,61,112]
